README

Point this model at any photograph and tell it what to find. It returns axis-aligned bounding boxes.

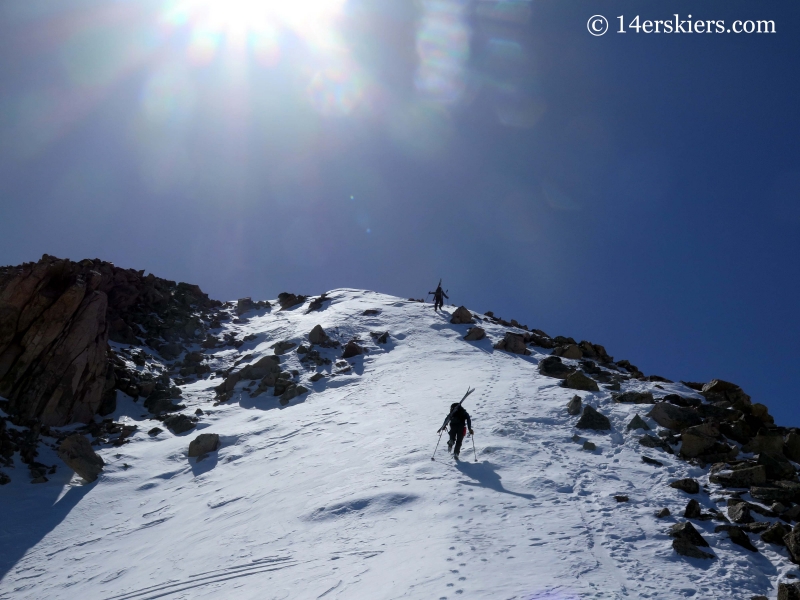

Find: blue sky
[1,0,798,424]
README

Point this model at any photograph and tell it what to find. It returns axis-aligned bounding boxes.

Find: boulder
[750,481,800,504]
[642,456,664,466]
[538,356,574,379]
[57,434,104,482]
[656,507,671,518]
[669,521,710,547]
[778,582,800,600]
[786,433,800,463]
[639,435,672,453]
[342,341,363,359]
[373,331,390,344]
[680,423,720,459]
[576,405,611,431]
[783,504,800,522]
[162,414,196,434]
[786,528,800,564]
[273,341,297,356]
[720,418,755,445]
[583,441,597,451]
[672,538,715,559]
[613,392,655,404]
[728,502,754,524]
[758,452,796,480]
[310,373,325,382]
[646,403,702,432]
[188,433,220,457]
[308,325,328,345]
[553,344,582,359]
[562,371,599,392]
[626,414,650,431]
[724,526,758,552]
[743,430,786,455]
[761,522,789,545]
[670,478,700,494]
[305,293,328,313]
[684,499,702,519]
[235,297,255,315]
[567,395,582,416]
[701,379,751,407]
[450,306,474,325]
[279,384,308,406]
[750,402,774,425]
[709,465,766,487]
[464,327,486,342]
[277,292,307,310]
[493,332,530,355]
[663,394,701,408]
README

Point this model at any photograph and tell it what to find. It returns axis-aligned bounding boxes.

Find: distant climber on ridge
[438,402,473,460]
[429,280,449,312]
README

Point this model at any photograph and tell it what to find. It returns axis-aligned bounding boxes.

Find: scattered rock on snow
[642,456,664,466]
[450,306,474,325]
[562,371,599,392]
[583,441,596,451]
[493,332,531,355]
[626,414,650,431]
[576,405,611,431]
[553,344,582,359]
[277,292,307,310]
[728,502,755,524]
[761,522,789,545]
[464,327,486,341]
[57,434,105,483]
[162,414,196,434]
[778,582,800,600]
[309,325,329,345]
[680,423,721,459]
[613,391,655,404]
[273,341,297,356]
[722,526,759,552]
[538,356,575,379]
[670,478,700,494]
[758,451,796,480]
[567,395,582,416]
[684,499,702,519]
[786,528,800,564]
[709,465,767,488]
[656,507,671,518]
[614,495,629,502]
[342,341,363,359]
[672,537,715,560]
[188,433,220,457]
[235,297,255,315]
[148,427,163,436]
[310,373,325,382]
[646,402,703,432]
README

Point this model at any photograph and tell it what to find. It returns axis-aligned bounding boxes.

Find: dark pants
[448,426,465,455]
[434,295,444,310]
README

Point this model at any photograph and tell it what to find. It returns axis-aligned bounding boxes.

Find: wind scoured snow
[0,290,794,599]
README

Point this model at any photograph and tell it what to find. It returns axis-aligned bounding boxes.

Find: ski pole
[431,428,444,461]
[471,433,477,462]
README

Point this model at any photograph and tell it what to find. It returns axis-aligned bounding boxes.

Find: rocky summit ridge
[0,255,799,600]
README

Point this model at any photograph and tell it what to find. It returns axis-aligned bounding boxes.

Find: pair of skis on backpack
[432,387,477,462]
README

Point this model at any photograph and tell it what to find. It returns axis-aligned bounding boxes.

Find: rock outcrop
[188,433,220,457]
[562,371,599,392]
[493,332,531,355]
[450,306,474,325]
[464,327,486,341]
[538,356,574,379]
[576,405,611,431]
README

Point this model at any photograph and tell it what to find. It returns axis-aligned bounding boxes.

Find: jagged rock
[342,341,363,359]
[553,344,582,359]
[701,379,751,407]
[646,403,702,432]
[786,528,800,564]
[310,373,325,382]
[758,452,797,480]
[372,331,390,344]
[783,505,800,522]
[761,522,789,545]
[639,434,672,452]
[614,495,628,502]
[722,526,758,552]
[778,582,800,600]
[362,309,380,316]
[710,465,766,487]
[604,382,621,391]
[464,327,486,342]
[786,433,800,463]
[235,297,255,315]
[309,325,329,345]
[148,427,163,436]
[576,405,611,431]
[663,394,701,408]
[273,341,296,356]
[279,384,308,406]
[306,293,329,313]
[562,371,599,392]
[614,392,654,404]
[538,356,575,379]
[567,395,582,416]
[583,441,596,451]
[669,521,710,547]
[188,433,220,457]
[626,414,650,431]
[743,430,786,455]
[642,456,664,466]
[57,433,104,482]
[670,478,700,494]
[751,481,800,504]
[728,502,754,524]
[277,292,306,310]
[684,499,702,519]
[493,332,530,355]
[450,306,474,325]
[721,418,756,445]
[162,414,196,434]
[680,423,720,459]
[672,538,715,559]
[656,507,671,518]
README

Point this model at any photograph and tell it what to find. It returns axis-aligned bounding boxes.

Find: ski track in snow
[0,289,795,599]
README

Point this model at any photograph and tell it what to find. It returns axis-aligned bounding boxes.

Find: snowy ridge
[0,289,795,599]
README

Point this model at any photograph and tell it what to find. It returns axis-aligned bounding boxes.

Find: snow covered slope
[0,290,796,599]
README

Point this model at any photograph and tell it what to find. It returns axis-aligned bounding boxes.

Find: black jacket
[441,405,472,431]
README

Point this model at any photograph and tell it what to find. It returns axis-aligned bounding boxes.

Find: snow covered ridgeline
[1,288,799,599]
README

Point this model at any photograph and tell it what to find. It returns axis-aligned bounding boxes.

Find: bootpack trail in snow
[1,288,799,600]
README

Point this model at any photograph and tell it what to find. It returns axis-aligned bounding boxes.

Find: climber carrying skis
[429,280,449,312]
[438,402,473,460]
